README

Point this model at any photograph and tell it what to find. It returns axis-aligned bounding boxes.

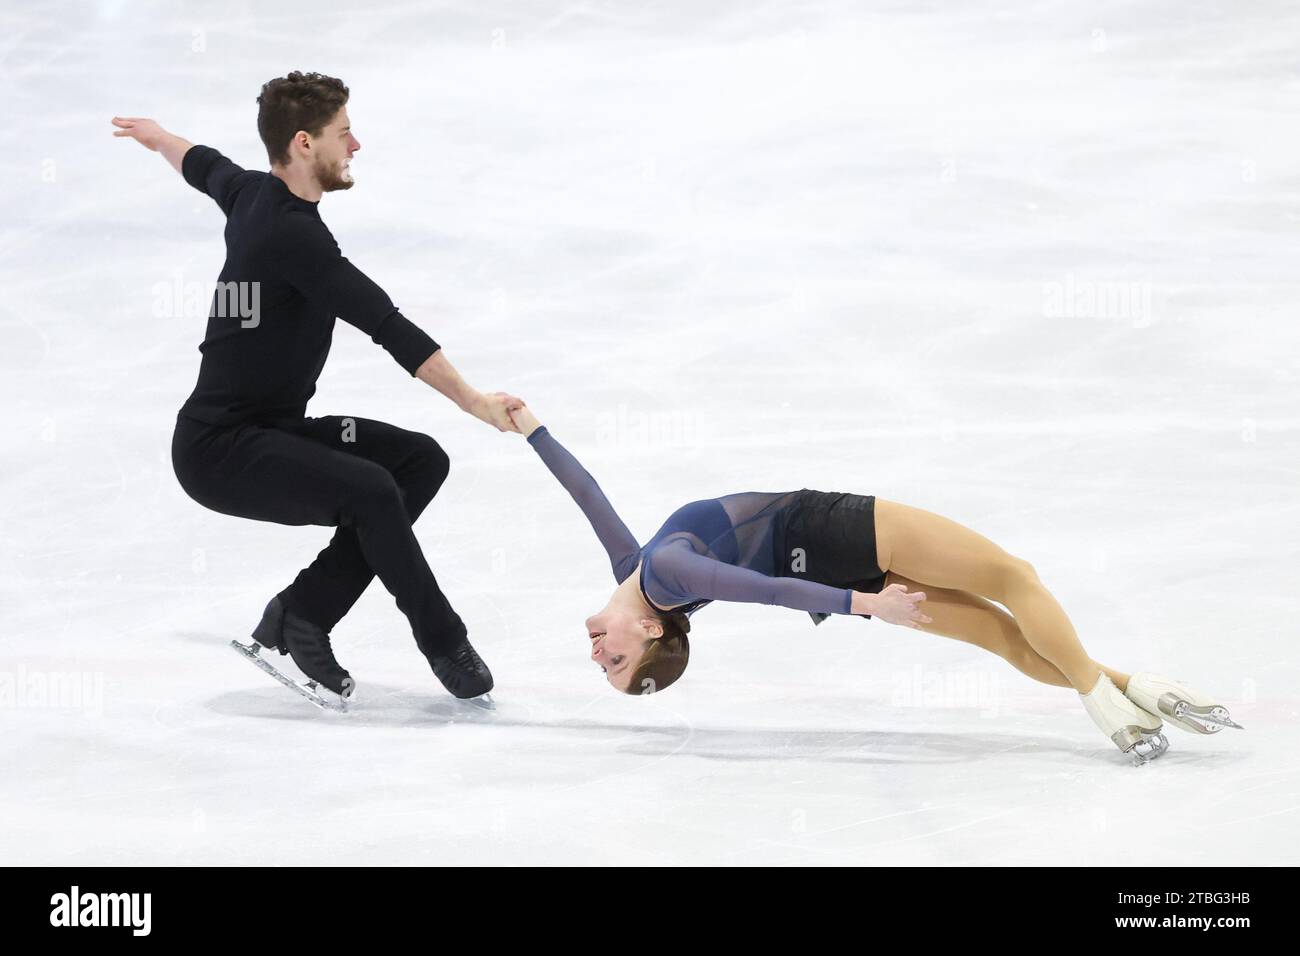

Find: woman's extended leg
[873,498,1105,692]
[880,570,1131,691]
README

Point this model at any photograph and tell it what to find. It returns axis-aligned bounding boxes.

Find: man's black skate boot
[251,597,290,654]
[252,597,355,698]
[422,631,494,699]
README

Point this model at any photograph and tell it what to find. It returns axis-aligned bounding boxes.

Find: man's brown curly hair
[256,71,350,166]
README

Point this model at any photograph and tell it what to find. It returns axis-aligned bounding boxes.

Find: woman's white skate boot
[1124,673,1244,735]
[1080,672,1169,766]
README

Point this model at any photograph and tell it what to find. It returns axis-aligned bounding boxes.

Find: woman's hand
[855,584,932,628]
[507,402,542,438]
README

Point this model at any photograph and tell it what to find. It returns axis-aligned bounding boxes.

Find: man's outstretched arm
[271,213,524,434]
[115,116,523,433]
[111,117,193,174]
[415,350,522,433]
[113,118,253,215]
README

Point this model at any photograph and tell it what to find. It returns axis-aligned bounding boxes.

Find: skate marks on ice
[203,680,513,727]
[230,636,496,713]
[614,724,1072,766]
[200,683,1234,767]
[172,629,500,724]
[617,722,1248,769]
[197,632,1244,766]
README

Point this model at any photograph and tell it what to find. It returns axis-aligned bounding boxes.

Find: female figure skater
[506,404,1242,765]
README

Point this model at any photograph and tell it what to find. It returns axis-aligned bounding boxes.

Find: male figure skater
[113,71,516,707]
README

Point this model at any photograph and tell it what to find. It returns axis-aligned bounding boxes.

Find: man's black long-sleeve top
[177,145,439,426]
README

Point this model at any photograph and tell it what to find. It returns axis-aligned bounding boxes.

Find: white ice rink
[3,0,1298,865]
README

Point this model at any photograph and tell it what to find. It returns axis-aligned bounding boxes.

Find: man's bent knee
[414,435,450,491]
[339,470,405,528]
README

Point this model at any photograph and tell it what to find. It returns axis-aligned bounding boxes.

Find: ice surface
[2,0,1297,864]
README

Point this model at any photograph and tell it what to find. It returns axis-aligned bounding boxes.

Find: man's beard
[314,154,354,192]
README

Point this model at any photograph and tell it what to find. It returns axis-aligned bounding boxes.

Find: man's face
[311,106,360,192]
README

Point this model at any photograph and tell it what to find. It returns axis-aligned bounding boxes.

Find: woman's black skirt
[772,489,889,622]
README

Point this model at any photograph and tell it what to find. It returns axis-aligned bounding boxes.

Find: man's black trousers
[171,412,464,655]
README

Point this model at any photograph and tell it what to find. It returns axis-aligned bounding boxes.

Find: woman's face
[586,607,658,692]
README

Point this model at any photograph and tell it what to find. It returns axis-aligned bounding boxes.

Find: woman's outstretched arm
[647,541,931,626]
[646,541,854,615]
[509,406,642,584]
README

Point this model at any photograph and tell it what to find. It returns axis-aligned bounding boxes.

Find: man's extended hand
[467,391,526,432]
[111,117,170,151]
[414,352,524,432]
[111,117,193,174]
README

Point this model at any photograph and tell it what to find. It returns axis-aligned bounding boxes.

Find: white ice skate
[1080,672,1169,766]
[1124,672,1243,735]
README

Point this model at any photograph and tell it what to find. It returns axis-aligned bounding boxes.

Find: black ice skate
[423,633,495,708]
[230,597,355,712]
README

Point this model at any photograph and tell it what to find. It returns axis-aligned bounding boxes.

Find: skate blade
[1170,699,1244,732]
[463,692,496,711]
[230,640,351,713]
[1129,731,1169,767]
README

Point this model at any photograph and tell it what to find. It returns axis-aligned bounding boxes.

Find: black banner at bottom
[0,866,1283,941]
